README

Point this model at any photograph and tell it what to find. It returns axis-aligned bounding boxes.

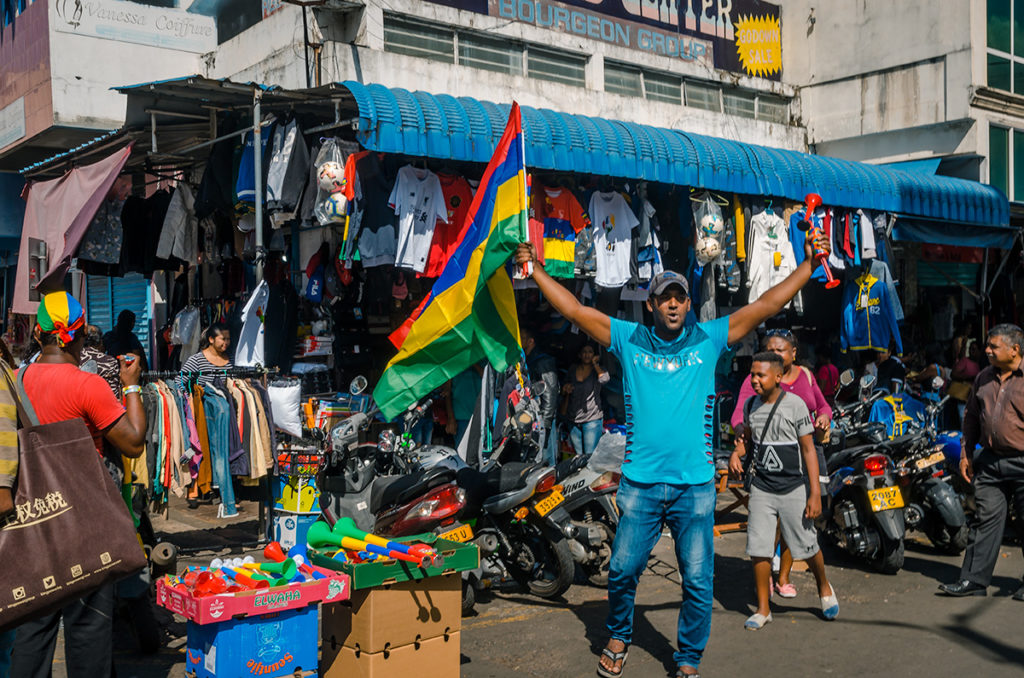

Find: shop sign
[52,0,217,54]
[427,0,781,79]
[0,98,26,150]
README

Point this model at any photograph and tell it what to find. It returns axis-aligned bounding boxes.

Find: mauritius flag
[373,103,528,420]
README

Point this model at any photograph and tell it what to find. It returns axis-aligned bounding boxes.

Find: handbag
[0,363,147,633]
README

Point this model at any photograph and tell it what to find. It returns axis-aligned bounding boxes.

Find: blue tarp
[342,82,1012,239]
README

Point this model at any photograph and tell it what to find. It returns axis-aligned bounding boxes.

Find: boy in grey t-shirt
[729,351,839,630]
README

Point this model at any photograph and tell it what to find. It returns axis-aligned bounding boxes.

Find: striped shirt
[0,364,19,489]
[179,352,234,388]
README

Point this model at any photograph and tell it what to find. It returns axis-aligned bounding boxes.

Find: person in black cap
[515,231,828,678]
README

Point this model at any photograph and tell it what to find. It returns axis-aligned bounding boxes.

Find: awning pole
[985,231,1022,297]
[253,89,264,283]
[981,247,989,330]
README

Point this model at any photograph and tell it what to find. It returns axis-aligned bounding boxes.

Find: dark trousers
[10,583,114,678]
[960,451,1024,586]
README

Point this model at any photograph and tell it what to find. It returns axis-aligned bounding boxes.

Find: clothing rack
[143,366,279,380]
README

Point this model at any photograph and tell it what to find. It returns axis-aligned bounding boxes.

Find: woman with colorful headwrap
[10,292,148,678]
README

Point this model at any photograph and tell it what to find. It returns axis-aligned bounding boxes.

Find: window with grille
[684,81,721,112]
[604,62,643,98]
[757,94,789,123]
[527,47,586,87]
[383,16,454,63]
[458,32,524,75]
[723,90,756,119]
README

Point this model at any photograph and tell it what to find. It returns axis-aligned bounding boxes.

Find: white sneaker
[744,612,773,630]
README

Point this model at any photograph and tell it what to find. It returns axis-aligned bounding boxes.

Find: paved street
[55,494,1022,678]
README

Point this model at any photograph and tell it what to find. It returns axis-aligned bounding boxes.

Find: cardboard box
[186,605,318,678]
[321,630,461,678]
[156,572,349,625]
[321,574,461,654]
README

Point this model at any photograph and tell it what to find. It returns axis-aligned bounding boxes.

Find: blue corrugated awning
[878,158,942,175]
[342,81,1011,234]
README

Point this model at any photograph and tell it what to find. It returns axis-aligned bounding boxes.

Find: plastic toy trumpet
[796,193,840,289]
[307,521,432,567]
[334,518,443,568]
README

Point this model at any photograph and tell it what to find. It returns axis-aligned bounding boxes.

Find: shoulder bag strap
[0,361,34,429]
[757,391,786,447]
[13,365,41,428]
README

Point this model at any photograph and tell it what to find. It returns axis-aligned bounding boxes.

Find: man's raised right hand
[515,242,537,269]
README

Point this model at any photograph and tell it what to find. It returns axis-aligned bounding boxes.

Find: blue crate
[185,605,318,677]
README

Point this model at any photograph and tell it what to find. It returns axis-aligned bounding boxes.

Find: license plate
[438,523,474,543]
[915,451,946,470]
[533,488,565,517]
[868,486,904,512]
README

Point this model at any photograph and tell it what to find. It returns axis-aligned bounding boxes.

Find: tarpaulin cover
[13,145,132,314]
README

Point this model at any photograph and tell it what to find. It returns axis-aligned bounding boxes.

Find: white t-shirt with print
[589,191,639,288]
[388,166,448,273]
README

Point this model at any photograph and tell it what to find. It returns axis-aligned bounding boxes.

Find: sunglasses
[765,328,795,341]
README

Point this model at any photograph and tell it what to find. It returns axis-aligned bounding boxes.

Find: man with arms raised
[514,231,827,678]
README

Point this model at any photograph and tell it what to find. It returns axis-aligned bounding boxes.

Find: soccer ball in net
[695,237,722,265]
[322,192,348,222]
[317,161,345,192]
[699,212,725,238]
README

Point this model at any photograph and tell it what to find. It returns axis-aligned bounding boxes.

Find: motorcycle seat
[825,444,879,474]
[555,455,588,482]
[371,467,457,513]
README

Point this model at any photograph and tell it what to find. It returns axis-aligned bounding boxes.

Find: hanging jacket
[746,209,802,311]
[840,269,903,353]
[869,259,904,322]
[266,117,311,214]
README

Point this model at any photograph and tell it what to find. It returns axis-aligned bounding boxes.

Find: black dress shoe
[938,580,987,597]
[1013,583,1024,601]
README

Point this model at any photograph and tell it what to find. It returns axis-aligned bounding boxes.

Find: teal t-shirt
[608,316,730,485]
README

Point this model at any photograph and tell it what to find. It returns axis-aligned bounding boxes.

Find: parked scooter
[551,431,623,586]
[397,380,577,602]
[824,373,907,573]
[888,387,969,553]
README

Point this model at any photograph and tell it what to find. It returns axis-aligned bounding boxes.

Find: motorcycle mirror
[859,374,876,390]
[349,375,368,395]
[931,375,944,391]
[838,369,855,388]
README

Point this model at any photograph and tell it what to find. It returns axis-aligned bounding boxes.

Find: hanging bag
[0,364,147,633]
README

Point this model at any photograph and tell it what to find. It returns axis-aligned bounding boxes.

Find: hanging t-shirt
[535,186,589,278]
[590,191,639,288]
[235,280,269,367]
[354,153,398,268]
[388,166,448,273]
[423,174,474,277]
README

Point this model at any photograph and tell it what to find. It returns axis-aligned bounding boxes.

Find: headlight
[378,430,397,453]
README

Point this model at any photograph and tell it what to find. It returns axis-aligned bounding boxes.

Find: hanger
[765,199,774,215]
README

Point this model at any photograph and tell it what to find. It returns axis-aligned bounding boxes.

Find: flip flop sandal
[596,644,629,678]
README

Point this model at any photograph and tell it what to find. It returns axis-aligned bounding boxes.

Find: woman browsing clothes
[179,323,233,387]
[560,343,610,457]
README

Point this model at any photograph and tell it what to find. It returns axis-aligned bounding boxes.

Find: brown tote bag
[0,364,147,633]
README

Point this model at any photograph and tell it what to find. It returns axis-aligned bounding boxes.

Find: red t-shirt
[21,363,126,456]
[423,174,474,278]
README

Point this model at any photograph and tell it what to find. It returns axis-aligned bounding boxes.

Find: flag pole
[516,102,533,279]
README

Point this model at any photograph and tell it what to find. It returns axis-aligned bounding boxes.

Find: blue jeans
[606,476,716,669]
[570,419,603,457]
[203,393,237,517]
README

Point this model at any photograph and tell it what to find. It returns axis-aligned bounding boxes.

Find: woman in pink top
[731,328,832,597]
